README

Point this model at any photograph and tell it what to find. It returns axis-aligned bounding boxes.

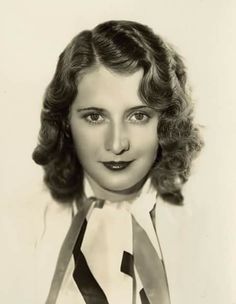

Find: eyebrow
[76,105,155,113]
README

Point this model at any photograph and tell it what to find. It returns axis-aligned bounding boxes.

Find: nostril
[110,139,130,155]
[105,124,130,154]
[105,134,130,154]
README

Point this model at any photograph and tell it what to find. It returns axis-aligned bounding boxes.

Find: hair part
[33,20,203,205]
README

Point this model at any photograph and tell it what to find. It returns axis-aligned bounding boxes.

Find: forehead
[73,65,144,108]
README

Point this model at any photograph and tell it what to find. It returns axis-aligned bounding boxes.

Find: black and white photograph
[0,1,235,303]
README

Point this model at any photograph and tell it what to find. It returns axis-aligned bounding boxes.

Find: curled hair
[33,20,203,205]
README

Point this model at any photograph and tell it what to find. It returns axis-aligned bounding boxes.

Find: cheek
[132,128,158,158]
[71,127,100,160]
[144,140,159,163]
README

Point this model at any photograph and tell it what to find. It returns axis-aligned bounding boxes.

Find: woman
[33,20,202,304]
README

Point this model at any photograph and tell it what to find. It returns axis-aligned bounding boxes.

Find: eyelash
[129,112,150,123]
[82,113,105,125]
[82,111,151,125]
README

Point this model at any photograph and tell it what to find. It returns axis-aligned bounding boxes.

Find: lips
[101,161,134,171]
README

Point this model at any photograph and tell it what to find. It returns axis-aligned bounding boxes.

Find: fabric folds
[45,179,170,304]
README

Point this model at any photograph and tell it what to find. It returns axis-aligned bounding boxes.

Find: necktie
[45,197,95,304]
[132,215,170,304]
[72,200,110,304]
[45,197,171,304]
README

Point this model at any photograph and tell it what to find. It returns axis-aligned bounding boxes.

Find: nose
[105,121,130,155]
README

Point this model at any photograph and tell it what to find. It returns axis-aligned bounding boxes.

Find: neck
[85,175,147,202]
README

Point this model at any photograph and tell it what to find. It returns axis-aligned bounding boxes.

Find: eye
[129,112,150,123]
[83,112,105,124]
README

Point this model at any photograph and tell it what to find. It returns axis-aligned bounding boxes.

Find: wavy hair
[33,20,203,205]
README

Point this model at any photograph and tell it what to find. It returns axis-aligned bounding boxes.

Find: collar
[72,177,158,215]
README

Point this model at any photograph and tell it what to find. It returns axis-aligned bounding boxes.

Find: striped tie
[45,197,95,304]
[132,215,170,304]
[72,218,109,303]
[45,197,171,304]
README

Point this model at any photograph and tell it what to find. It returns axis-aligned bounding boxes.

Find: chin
[100,175,146,193]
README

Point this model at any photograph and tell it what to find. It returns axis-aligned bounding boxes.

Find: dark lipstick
[101,161,133,171]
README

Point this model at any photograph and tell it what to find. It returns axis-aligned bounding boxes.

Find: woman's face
[69,65,159,200]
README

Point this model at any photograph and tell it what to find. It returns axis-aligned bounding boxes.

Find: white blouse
[52,178,165,304]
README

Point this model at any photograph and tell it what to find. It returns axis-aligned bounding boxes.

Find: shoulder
[156,195,207,304]
[0,187,48,303]
[0,186,73,304]
[34,192,73,304]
